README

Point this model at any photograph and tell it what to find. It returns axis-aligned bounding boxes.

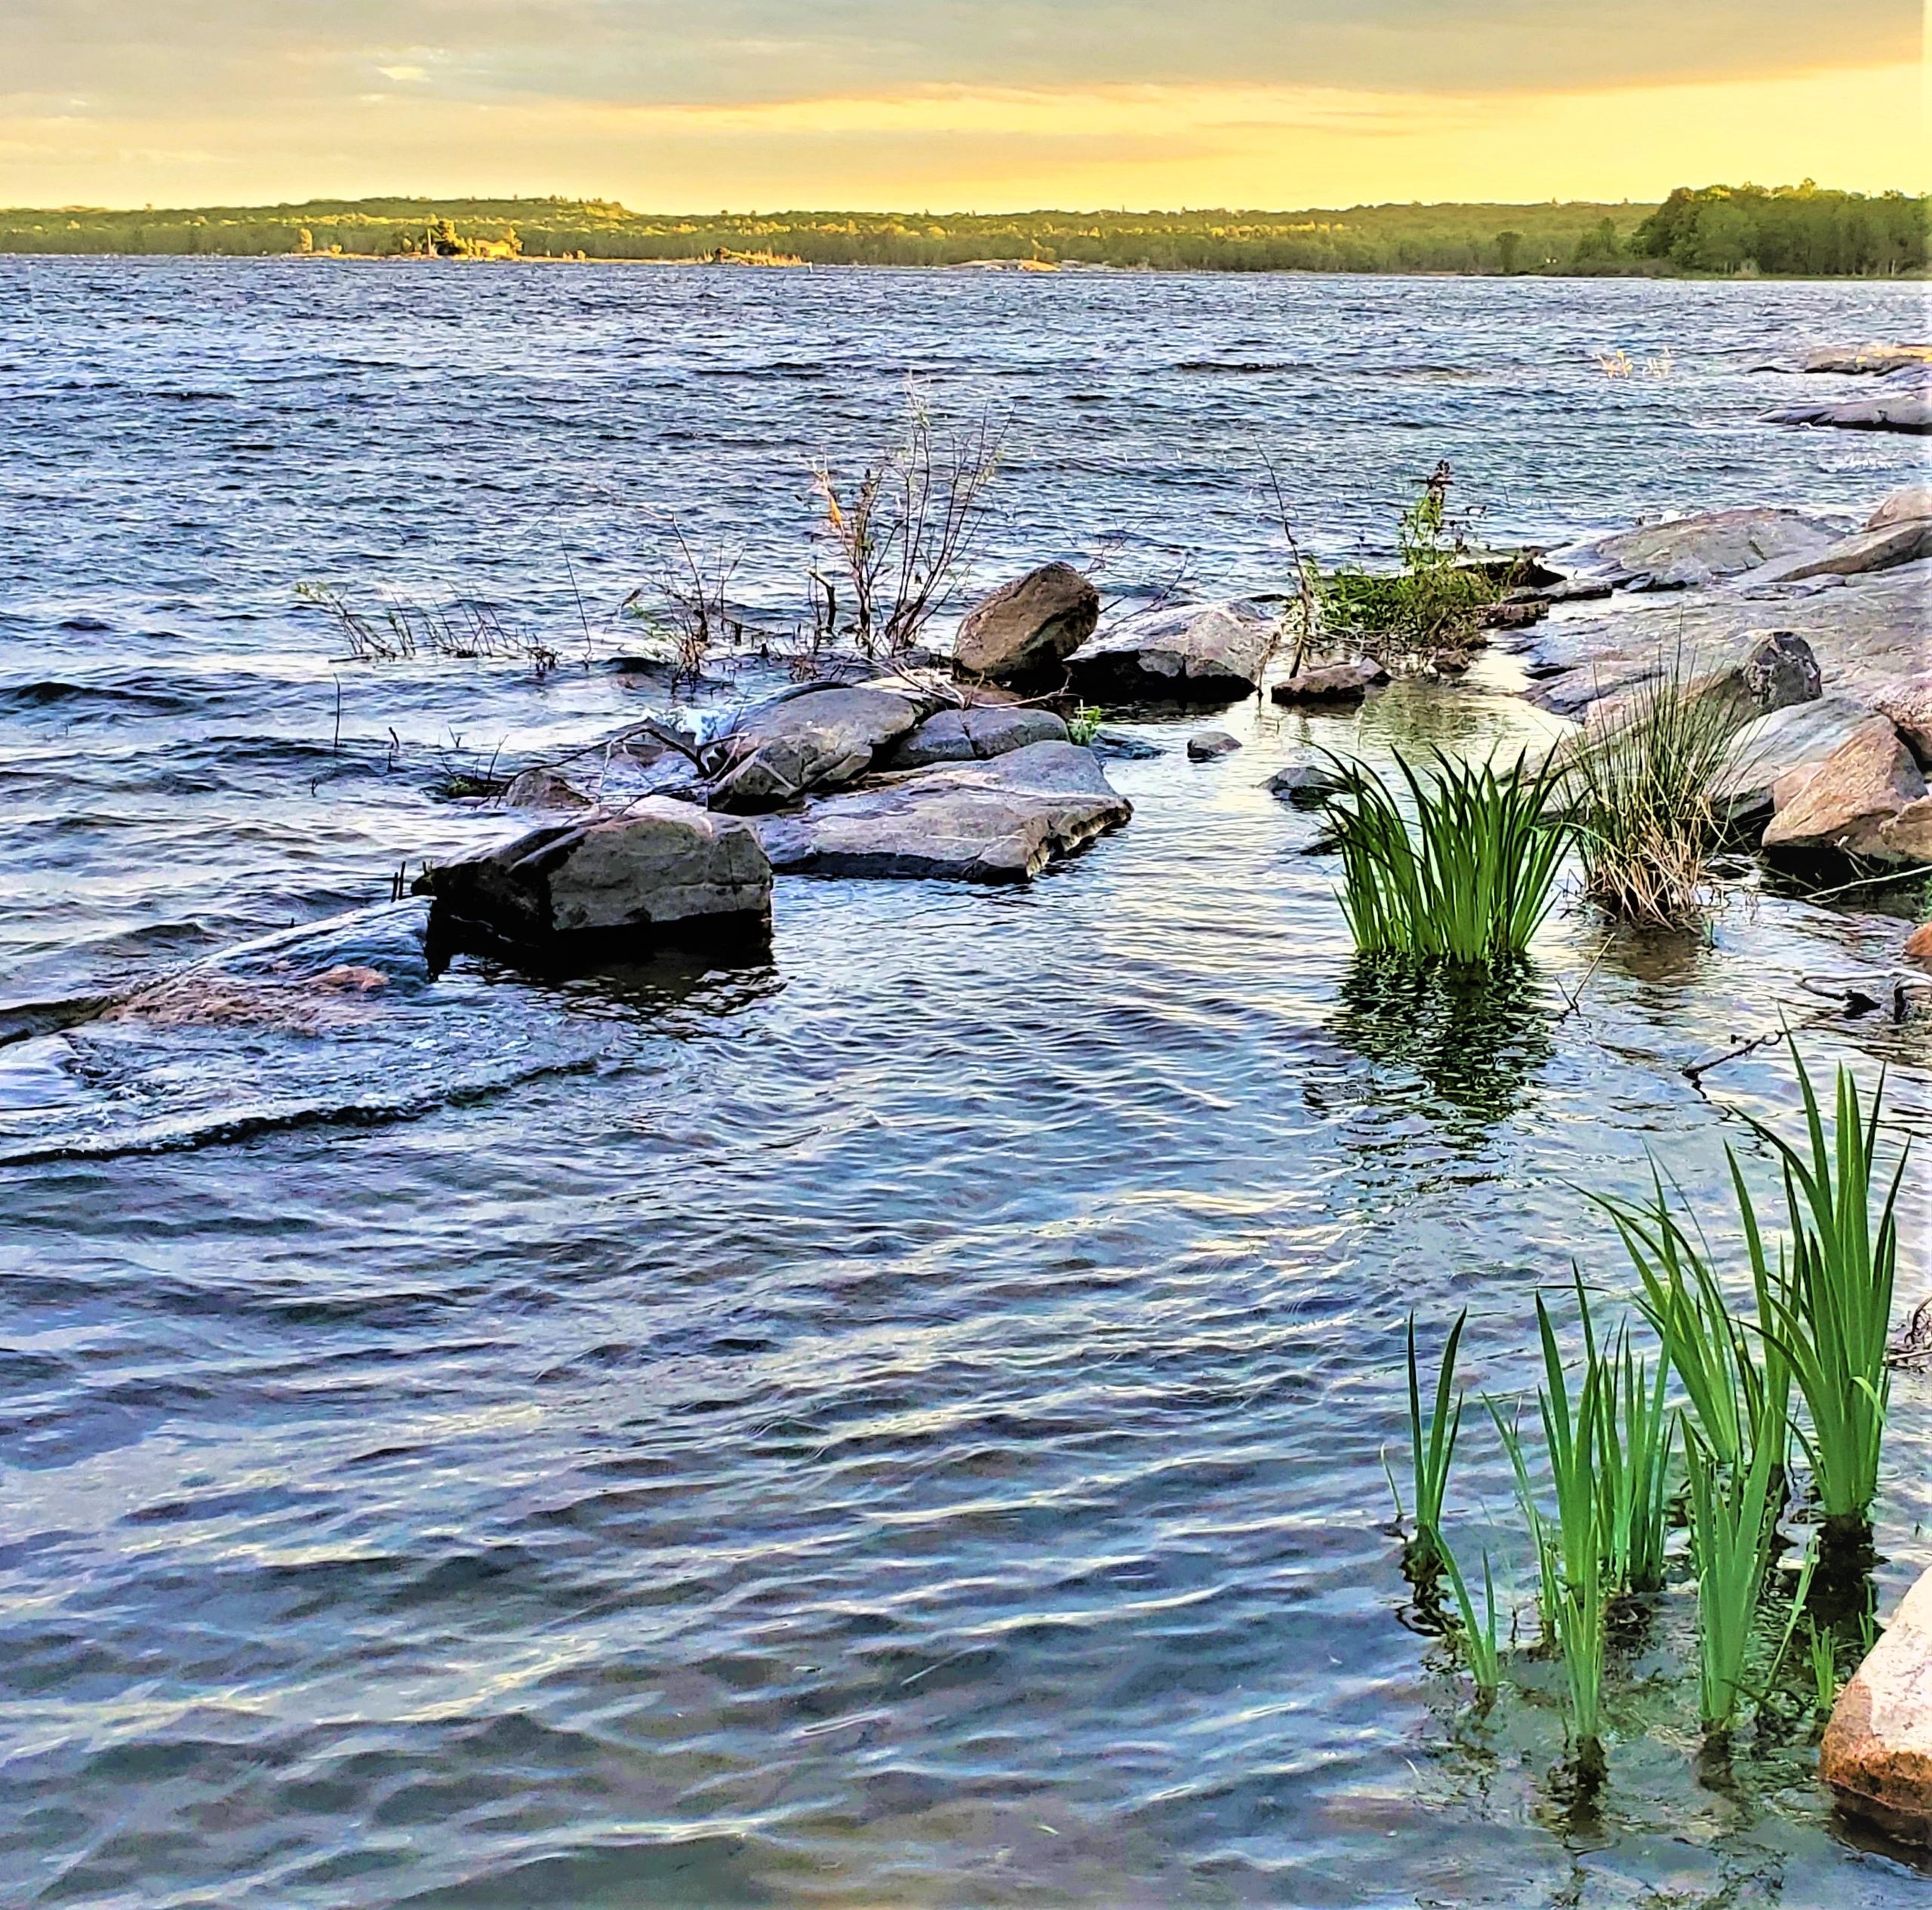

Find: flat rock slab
[752,740,1131,882]
[1066,600,1275,700]
[1823,1566,1932,1846]
[886,703,1068,768]
[1716,695,1887,818]
[1767,364,1932,435]
[706,685,921,811]
[1271,659,1389,703]
[1761,717,1929,863]
[1750,520,1932,586]
[1549,507,1843,591]
[419,800,773,945]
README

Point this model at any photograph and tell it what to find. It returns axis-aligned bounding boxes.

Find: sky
[2,1,1925,211]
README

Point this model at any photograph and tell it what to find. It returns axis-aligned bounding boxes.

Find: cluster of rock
[1764,343,1932,435]
[1514,484,1932,870]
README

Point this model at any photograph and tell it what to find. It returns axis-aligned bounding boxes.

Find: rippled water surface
[2,261,1930,1907]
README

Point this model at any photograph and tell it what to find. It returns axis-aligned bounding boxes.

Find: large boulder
[1822,1566,1932,1846]
[704,686,921,812]
[1761,717,1930,862]
[1749,520,1932,586]
[885,703,1068,768]
[1066,600,1276,700]
[417,801,773,945]
[752,740,1131,882]
[951,564,1100,682]
[1549,508,1841,591]
[1716,695,1885,820]
[1868,484,1932,531]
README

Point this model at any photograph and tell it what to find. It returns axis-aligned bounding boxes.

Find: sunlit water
[1,260,1928,1907]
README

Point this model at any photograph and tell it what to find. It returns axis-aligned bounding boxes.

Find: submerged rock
[1761,717,1929,863]
[1187,729,1242,760]
[951,563,1100,682]
[752,740,1131,882]
[1549,508,1842,590]
[1765,363,1932,435]
[886,703,1068,768]
[1822,1564,1932,1847]
[1802,343,1932,375]
[1066,600,1276,700]
[1263,762,1342,807]
[500,767,594,810]
[705,685,921,811]
[417,801,773,945]
[1271,659,1389,704]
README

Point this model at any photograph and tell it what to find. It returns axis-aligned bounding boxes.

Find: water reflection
[1333,955,1555,1129]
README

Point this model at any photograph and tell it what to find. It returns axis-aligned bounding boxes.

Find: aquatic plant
[622,519,754,690]
[1400,1311,1466,1569]
[1321,748,1573,962]
[1745,1048,1904,1540]
[1438,1536,1503,1706]
[1682,1412,1781,1738]
[811,393,1005,660]
[296,582,560,676]
[1558,657,1749,923]
[1574,1278,1674,1598]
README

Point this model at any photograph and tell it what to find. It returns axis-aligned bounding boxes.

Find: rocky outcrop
[417,801,773,946]
[1761,718,1930,863]
[1271,659,1389,704]
[1066,600,1275,700]
[1548,508,1843,592]
[1766,362,1932,434]
[1869,485,1932,532]
[951,564,1100,682]
[1187,730,1242,760]
[1801,343,1932,376]
[752,741,1131,882]
[885,703,1068,769]
[1821,1565,1932,1847]
[1749,521,1932,586]
[704,685,921,812]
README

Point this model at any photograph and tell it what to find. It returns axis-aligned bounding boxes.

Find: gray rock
[1549,507,1841,589]
[952,564,1100,682]
[705,685,921,812]
[1868,484,1932,531]
[500,767,593,810]
[1263,762,1342,808]
[1270,658,1389,704]
[1802,344,1932,375]
[1066,600,1276,700]
[1187,729,1242,760]
[417,801,773,943]
[1748,521,1932,585]
[752,740,1131,882]
[886,703,1068,768]
[1730,629,1822,712]
[1761,718,1930,862]
[1766,362,1932,434]
[1877,677,1932,761]
[1715,695,1880,820]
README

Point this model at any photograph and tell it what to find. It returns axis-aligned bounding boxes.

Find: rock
[1905,922,1932,969]
[1761,718,1929,862]
[885,703,1068,769]
[951,563,1100,682]
[704,686,921,812]
[1187,729,1242,760]
[1749,521,1932,586]
[500,767,593,810]
[1066,600,1276,700]
[106,900,438,1032]
[752,741,1131,882]
[1480,599,1548,629]
[1801,343,1932,375]
[1821,1565,1932,1847]
[1868,485,1932,532]
[1731,629,1823,713]
[417,801,773,944]
[1264,762,1342,808]
[1716,695,1886,820]
[1766,363,1932,434]
[1549,508,1841,589]
[1878,679,1932,762]
[1271,659,1389,704]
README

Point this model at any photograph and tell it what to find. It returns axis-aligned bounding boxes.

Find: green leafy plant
[1321,749,1574,962]
[1558,656,1752,923]
[1438,1536,1503,1707]
[1064,703,1106,747]
[1574,1276,1675,1597]
[1399,1311,1466,1569]
[1682,1411,1781,1738]
[1746,1047,1905,1540]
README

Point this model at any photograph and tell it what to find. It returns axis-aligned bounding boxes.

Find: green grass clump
[1321,749,1573,962]
[1559,661,1750,923]
[1398,1311,1466,1570]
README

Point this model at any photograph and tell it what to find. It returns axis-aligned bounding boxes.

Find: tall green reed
[1321,749,1573,963]
[1574,1276,1674,1597]
[1438,1536,1503,1706]
[1398,1311,1466,1568]
[1681,1410,1781,1738]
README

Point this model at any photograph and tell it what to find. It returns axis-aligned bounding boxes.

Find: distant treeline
[0,184,1922,275]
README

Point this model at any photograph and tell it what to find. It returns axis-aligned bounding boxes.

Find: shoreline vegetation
[1,183,1924,275]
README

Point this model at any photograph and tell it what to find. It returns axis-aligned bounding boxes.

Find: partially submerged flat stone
[886,703,1068,768]
[752,740,1131,882]
[1822,1566,1932,1847]
[1271,658,1389,704]
[1066,600,1276,700]
[1749,521,1932,585]
[1549,508,1842,590]
[418,801,773,945]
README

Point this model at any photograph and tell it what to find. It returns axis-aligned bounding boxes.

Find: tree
[1494,229,1524,274]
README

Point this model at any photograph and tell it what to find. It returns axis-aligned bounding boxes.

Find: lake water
[1,260,1928,1907]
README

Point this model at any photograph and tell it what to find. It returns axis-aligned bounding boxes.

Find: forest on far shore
[0,183,1921,275]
